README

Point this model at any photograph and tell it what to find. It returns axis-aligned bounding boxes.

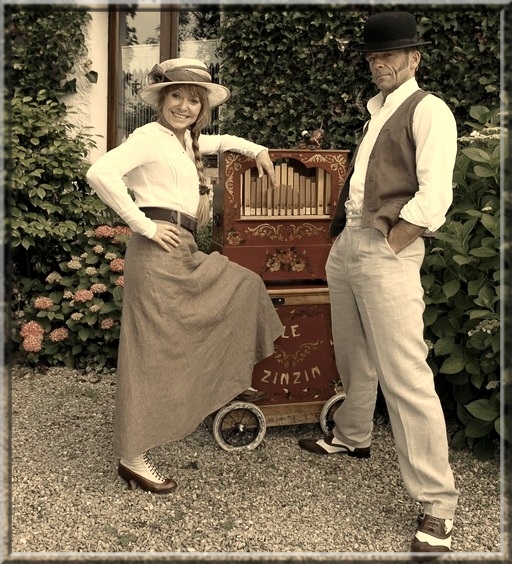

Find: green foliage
[195,219,212,253]
[217,9,500,149]
[7,8,96,96]
[12,226,131,370]
[422,106,500,460]
[7,10,112,287]
[10,90,112,278]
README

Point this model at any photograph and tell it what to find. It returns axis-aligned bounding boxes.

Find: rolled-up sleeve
[86,132,158,238]
[399,95,457,232]
[199,134,267,159]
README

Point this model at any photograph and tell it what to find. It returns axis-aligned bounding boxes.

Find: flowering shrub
[12,225,132,370]
[422,105,500,460]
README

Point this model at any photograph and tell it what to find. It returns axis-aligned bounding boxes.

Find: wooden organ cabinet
[212,149,351,431]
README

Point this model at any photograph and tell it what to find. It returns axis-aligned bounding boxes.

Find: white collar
[367,78,420,115]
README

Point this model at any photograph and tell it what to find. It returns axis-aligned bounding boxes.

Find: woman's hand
[150,222,181,251]
[255,150,276,187]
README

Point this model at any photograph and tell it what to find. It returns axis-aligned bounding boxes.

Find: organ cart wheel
[320,392,346,435]
[212,401,267,451]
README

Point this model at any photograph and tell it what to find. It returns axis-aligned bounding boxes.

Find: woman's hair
[156,84,212,229]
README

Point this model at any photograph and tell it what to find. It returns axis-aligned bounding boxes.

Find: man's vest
[330,89,430,238]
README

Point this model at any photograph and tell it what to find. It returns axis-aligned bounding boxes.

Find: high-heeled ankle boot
[118,452,177,494]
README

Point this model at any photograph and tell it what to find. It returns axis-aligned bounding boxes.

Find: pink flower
[49,327,69,342]
[73,289,94,303]
[114,276,124,287]
[22,335,43,353]
[20,320,45,338]
[109,258,125,273]
[112,225,133,244]
[33,296,54,310]
[113,225,132,236]
[100,318,116,330]
[94,225,115,238]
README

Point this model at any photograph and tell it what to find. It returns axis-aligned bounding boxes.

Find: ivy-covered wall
[215,7,502,460]
[7,8,109,280]
[217,8,500,148]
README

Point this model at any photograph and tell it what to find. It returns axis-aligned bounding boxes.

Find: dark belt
[140,207,197,234]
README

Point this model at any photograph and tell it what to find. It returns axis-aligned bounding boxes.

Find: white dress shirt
[346,78,457,232]
[86,122,266,239]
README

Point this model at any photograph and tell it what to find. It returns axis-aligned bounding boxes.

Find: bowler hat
[353,12,431,52]
[138,58,230,109]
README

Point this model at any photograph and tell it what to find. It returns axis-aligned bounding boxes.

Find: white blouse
[86,122,266,239]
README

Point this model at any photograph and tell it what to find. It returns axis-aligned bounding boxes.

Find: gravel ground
[9,364,505,561]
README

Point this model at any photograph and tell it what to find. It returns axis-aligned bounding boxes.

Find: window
[107,8,221,150]
[107,9,177,149]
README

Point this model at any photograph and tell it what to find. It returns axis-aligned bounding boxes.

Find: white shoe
[118,452,177,494]
[119,452,166,484]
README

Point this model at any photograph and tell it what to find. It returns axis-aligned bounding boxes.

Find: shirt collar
[367,78,420,116]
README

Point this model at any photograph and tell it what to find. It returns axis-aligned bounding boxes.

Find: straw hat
[138,58,230,109]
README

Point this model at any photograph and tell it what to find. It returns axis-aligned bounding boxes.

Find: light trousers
[326,222,459,519]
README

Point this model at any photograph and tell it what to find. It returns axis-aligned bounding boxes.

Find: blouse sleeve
[198,134,267,158]
[86,130,158,239]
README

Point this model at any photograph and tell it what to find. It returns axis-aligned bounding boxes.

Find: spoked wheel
[212,401,266,452]
[319,392,346,435]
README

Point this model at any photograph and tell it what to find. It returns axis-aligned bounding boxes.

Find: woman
[86,58,284,494]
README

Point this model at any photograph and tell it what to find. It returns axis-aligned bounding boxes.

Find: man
[298,12,459,553]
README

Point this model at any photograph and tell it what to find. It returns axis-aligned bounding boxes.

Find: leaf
[442,280,460,298]
[439,357,466,374]
[471,371,486,390]
[464,418,495,438]
[469,247,498,257]
[481,214,499,235]
[494,417,501,437]
[85,71,98,83]
[472,437,497,460]
[445,372,469,385]
[474,165,496,178]
[468,105,490,122]
[99,302,118,314]
[434,337,454,356]
[461,147,491,163]
[465,359,481,376]
[78,328,90,341]
[452,255,473,265]
[450,429,467,449]
[465,399,498,421]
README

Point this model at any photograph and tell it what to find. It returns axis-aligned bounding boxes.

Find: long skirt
[113,228,284,458]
